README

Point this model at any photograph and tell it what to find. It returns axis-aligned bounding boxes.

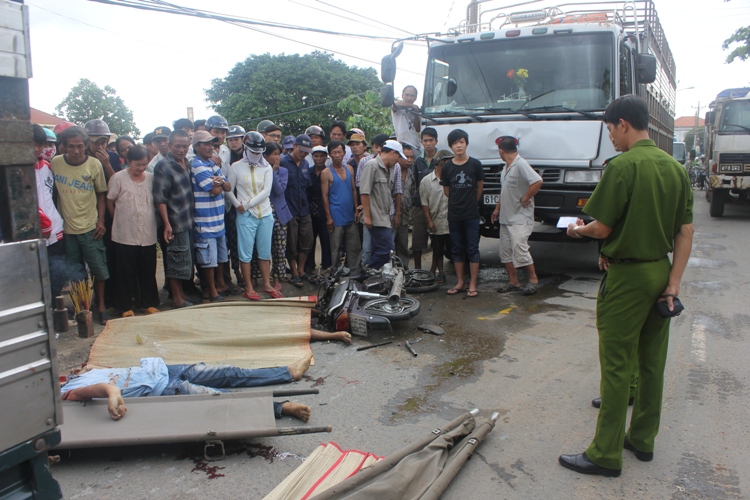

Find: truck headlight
[564,170,601,183]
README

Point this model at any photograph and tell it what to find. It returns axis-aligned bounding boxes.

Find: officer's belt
[606,257,664,264]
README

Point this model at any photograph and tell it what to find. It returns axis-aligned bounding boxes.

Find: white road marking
[691,321,707,363]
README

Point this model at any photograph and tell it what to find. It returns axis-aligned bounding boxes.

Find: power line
[87,0,401,41]
[313,0,415,37]
[287,0,408,38]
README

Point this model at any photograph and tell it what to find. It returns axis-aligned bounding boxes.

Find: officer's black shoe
[558,453,621,477]
[591,396,635,409]
[624,437,654,462]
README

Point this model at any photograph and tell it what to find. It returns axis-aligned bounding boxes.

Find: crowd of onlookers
[34,85,543,325]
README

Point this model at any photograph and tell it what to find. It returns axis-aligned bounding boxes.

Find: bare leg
[504,262,521,286]
[259,260,275,293]
[469,262,480,292]
[297,253,308,276]
[240,262,255,294]
[202,267,218,299]
[289,258,300,278]
[215,264,228,293]
[310,328,352,345]
[169,278,187,305]
[281,402,311,422]
[413,251,422,270]
[95,279,106,312]
[522,263,539,284]
[288,352,313,380]
[453,261,466,290]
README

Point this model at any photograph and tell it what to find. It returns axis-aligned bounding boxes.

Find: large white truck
[381,0,675,241]
[704,87,750,217]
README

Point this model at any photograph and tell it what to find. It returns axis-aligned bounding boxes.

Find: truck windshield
[424,32,614,116]
[719,100,750,134]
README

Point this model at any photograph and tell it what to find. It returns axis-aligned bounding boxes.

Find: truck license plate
[484,194,499,205]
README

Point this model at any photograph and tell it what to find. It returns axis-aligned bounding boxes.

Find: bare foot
[274,280,283,292]
[281,402,311,422]
[332,331,352,345]
[288,352,313,381]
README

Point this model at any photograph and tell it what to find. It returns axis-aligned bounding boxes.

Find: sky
[25,0,750,136]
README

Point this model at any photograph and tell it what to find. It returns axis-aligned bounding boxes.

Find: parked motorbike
[694,168,707,190]
[314,256,421,337]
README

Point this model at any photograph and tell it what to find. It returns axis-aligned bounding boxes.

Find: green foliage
[56,79,140,137]
[337,90,393,142]
[206,52,382,137]
[723,26,750,63]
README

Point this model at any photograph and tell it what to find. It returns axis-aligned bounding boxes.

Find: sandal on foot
[447,286,466,295]
[173,300,194,309]
[467,289,479,298]
[243,291,260,301]
[142,307,160,314]
[290,276,304,288]
[496,283,522,293]
[210,294,225,302]
[522,282,539,296]
[265,289,284,299]
[273,282,283,292]
[121,310,135,318]
[99,310,112,325]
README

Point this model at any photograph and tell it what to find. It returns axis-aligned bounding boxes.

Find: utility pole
[691,101,702,154]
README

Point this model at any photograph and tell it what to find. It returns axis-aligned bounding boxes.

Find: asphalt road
[51,192,750,499]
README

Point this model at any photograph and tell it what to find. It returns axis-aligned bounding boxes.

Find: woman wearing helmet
[225,132,282,300]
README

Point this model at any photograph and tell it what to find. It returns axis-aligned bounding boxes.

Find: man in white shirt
[391,85,421,153]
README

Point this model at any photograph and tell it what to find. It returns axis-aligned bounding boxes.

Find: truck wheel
[709,188,726,217]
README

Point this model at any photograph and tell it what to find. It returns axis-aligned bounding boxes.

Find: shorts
[500,221,534,268]
[195,234,228,268]
[237,211,274,262]
[64,230,110,281]
[449,218,480,264]
[286,214,313,260]
[411,206,429,252]
[166,230,193,280]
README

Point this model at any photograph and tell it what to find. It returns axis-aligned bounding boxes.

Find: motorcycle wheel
[404,270,439,293]
[361,297,420,321]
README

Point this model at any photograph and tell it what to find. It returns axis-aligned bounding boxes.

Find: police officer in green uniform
[559,95,694,477]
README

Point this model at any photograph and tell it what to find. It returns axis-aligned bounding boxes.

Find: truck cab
[380,0,674,241]
[705,88,750,217]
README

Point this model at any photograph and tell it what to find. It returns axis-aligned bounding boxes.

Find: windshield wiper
[723,123,750,133]
[521,105,599,119]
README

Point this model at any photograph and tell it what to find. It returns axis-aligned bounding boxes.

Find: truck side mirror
[635,53,657,84]
[704,111,714,126]
[380,84,394,107]
[380,42,403,84]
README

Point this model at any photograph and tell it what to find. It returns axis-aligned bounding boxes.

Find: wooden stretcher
[53,389,331,460]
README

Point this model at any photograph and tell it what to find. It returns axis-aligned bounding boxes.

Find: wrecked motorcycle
[314,257,421,337]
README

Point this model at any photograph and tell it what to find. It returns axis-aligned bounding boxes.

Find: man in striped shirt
[191,131,232,302]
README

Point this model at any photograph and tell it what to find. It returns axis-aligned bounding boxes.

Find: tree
[206,52,382,136]
[337,90,393,142]
[56,79,140,137]
[723,26,750,63]
[722,0,749,64]
[684,129,695,152]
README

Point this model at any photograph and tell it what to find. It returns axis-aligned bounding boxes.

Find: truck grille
[483,167,561,192]
[719,153,750,164]
[536,169,561,182]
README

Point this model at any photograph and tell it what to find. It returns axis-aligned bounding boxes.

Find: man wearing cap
[346,129,368,179]
[491,136,543,295]
[355,133,390,267]
[392,85,421,153]
[420,150,453,283]
[360,140,406,269]
[191,131,232,302]
[411,127,439,269]
[282,135,295,156]
[153,130,195,308]
[305,145,333,278]
[147,126,172,174]
[281,134,315,287]
[322,140,361,275]
[84,119,121,180]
